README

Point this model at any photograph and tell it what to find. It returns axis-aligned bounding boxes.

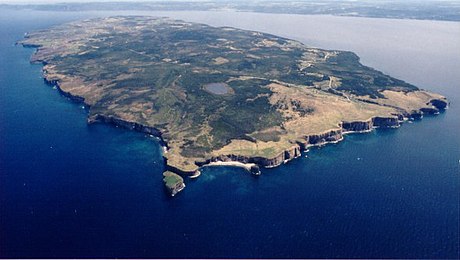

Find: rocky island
[163,171,185,196]
[20,16,448,193]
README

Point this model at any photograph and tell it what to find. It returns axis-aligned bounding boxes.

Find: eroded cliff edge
[19,16,448,179]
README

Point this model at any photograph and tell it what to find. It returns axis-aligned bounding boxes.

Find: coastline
[87,101,447,176]
[20,43,449,179]
[42,69,449,176]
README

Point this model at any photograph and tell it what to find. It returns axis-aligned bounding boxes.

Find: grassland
[20,16,447,174]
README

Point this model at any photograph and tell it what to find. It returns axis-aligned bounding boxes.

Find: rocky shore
[172,109,446,175]
[39,69,448,178]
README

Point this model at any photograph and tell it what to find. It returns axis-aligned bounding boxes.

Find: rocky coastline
[183,96,448,174]
[39,66,448,178]
[20,36,449,196]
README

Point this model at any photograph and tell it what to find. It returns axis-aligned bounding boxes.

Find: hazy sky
[0,0,448,4]
[0,0,209,3]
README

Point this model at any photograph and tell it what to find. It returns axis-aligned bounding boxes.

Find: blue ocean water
[0,10,459,258]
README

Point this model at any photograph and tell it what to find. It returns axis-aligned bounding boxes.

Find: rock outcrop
[162,171,185,197]
[341,120,373,132]
[429,98,448,110]
[88,113,163,137]
[372,116,400,128]
[305,129,344,145]
[43,77,85,103]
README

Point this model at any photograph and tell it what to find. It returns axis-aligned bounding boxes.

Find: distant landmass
[20,16,447,195]
[4,0,460,21]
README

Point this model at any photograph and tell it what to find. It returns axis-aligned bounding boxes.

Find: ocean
[0,9,459,258]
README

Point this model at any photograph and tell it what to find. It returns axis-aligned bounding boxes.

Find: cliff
[36,65,448,182]
[372,116,400,128]
[341,120,373,133]
[194,116,411,172]
[429,99,449,110]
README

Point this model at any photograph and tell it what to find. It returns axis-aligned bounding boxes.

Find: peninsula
[20,16,448,194]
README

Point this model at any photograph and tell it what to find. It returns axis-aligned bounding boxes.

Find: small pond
[204,82,231,95]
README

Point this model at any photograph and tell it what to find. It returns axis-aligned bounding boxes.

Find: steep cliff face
[284,145,301,161]
[256,152,286,168]
[403,98,448,119]
[88,113,163,136]
[165,162,197,176]
[429,99,448,110]
[43,77,85,103]
[372,116,400,128]
[409,110,423,119]
[20,43,41,49]
[257,144,301,167]
[202,145,301,169]
[420,107,440,114]
[342,120,373,132]
[208,154,251,164]
[207,153,285,168]
[306,129,343,145]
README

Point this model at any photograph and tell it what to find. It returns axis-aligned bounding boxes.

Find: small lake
[204,82,231,95]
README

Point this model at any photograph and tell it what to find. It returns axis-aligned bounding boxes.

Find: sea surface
[0,9,459,258]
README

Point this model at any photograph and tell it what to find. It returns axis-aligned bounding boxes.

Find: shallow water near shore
[0,9,459,258]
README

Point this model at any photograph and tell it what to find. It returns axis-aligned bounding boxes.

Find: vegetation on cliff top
[163,171,185,196]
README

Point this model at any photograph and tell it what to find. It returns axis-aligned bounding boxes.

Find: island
[19,16,448,193]
[162,171,185,196]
